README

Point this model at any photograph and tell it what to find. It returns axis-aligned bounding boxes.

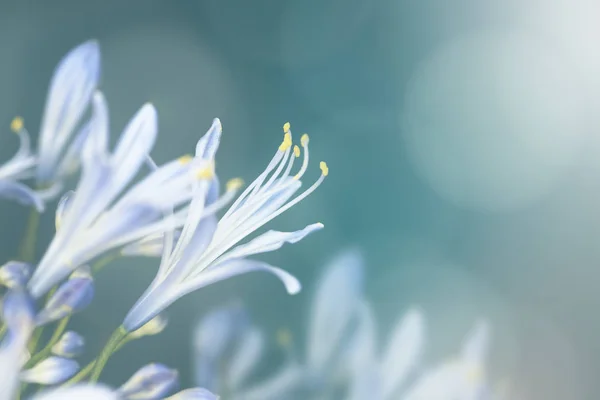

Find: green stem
[63,360,96,386]
[19,209,40,262]
[25,317,70,367]
[89,326,128,382]
[63,333,132,386]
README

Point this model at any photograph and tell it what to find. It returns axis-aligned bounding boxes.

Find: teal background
[0,0,599,398]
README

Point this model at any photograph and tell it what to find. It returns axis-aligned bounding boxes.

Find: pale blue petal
[380,308,425,398]
[55,190,74,230]
[192,304,248,391]
[0,180,44,211]
[118,363,179,399]
[2,289,35,337]
[174,215,218,277]
[195,119,222,160]
[336,300,377,381]
[32,385,117,400]
[110,103,157,192]
[123,259,299,332]
[20,356,79,384]
[307,249,364,372]
[55,117,93,179]
[217,223,323,264]
[37,40,100,183]
[461,320,491,364]
[51,331,85,358]
[36,267,94,325]
[81,91,109,168]
[190,259,301,295]
[164,388,218,400]
[227,326,264,391]
[347,366,383,400]
[0,261,32,288]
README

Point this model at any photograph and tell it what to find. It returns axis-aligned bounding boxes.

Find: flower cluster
[0,40,326,399]
[191,250,506,400]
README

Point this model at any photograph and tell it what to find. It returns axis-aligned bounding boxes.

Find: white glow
[402,30,587,211]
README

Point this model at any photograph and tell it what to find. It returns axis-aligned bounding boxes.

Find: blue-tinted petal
[20,356,79,385]
[193,304,248,390]
[51,331,85,358]
[33,385,117,400]
[461,320,491,364]
[118,363,179,399]
[36,267,94,325]
[336,300,377,381]
[123,259,299,332]
[0,261,32,288]
[347,366,383,400]
[110,103,157,193]
[217,223,323,264]
[37,40,100,184]
[55,190,74,231]
[227,326,264,391]
[164,388,218,400]
[55,117,93,179]
[0,179,44,211]
[380,308,425,398]
[307,249,364,372]
[195,119,222,160]
[2,289,35,337]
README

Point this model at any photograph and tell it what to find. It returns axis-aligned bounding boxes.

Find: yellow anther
[279,132,293,152]
[283,122,291,133]
[226,177,244,191]
[293,145,300,157]
[276,328,292,348]
[300,134,309,146]
[178,154,193,165]
[196,166,214,180]
[10,117,23,133]
[320,161,329,176]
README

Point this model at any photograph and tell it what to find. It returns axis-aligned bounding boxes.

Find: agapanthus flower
[0,119,44,211]
[123,123,327,332]
[28,95,238,298]
[35,40,100,188]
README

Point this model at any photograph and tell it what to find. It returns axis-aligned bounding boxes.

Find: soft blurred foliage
[0,0,599,398]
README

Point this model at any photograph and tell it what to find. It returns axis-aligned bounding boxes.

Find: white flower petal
[307,249,364,372]
[227,326,265,391]
[32,385,117,400]
[37,40,100,183]
[217,223,323,265]
[380,308,425,398]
